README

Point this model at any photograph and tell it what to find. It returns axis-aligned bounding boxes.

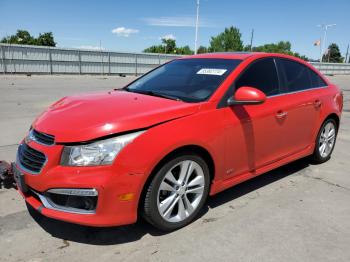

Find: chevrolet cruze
[13,52,343,231]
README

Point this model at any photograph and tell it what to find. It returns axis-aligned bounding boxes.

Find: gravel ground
[0,74,349,262]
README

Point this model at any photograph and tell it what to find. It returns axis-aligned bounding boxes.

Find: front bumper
[15,141,146,227]
[18,186,138,227]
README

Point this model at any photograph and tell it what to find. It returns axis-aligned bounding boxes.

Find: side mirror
[227,86,266,106]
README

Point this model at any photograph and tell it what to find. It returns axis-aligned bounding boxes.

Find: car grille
[17,143,47,174]
[32,129,55,145]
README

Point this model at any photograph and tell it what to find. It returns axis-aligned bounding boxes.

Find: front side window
[126,58,241,102]
[235,58,279,96]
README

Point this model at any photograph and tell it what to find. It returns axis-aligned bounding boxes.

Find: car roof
[180,52,261,60]
[180,52,301,61]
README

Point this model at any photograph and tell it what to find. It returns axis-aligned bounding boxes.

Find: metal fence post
[78,50,82,75]
[49,48,53,75]
[8,44,13,74]
[158,54,161,65]
[100,50,104,76]
[135,54,138,76]
[108,52,111,75]
[0,45,6,74]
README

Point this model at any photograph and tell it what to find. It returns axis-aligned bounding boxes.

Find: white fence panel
[1,44,349,75]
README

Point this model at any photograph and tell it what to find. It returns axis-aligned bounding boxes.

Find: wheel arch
[137,144,215,214]
[323,113,340,130]
[313,112,340,143]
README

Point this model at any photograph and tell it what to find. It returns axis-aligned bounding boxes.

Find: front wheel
[142,154,210,231]
[311,118,338,164]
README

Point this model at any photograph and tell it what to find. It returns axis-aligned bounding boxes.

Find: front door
[224,57,289,175]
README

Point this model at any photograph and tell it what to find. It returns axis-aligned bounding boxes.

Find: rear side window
[278,58,327,92]
[235,58,279,96]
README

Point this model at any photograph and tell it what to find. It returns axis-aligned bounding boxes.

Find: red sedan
[14,52,343,231]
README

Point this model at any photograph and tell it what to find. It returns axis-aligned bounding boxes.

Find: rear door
[275,58,326,155]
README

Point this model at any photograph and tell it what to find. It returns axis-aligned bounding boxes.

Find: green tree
[1,30,56,46]
[176,45,194,55]
[250,41,308,61]
[162,38,176,53]
[15,30,35,44]
[36,32,56,46]
[144,38,176,54]
[144,38,194,55]
[197,46,208,54]
[143,45,162,53]
[243,45,252,52]
[1,30,34,45]
[208,26,243,52]
[322,43,343,63]
[293,52,309,61]
[252,41,292,53]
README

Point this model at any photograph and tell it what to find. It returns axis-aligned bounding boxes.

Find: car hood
[33,90,200,143]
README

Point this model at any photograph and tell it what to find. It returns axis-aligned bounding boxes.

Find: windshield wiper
[125,89,182,101]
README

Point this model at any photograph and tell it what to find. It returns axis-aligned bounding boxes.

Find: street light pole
[318,24,336,63]
[194,0,200,54]
[250,29,254,51]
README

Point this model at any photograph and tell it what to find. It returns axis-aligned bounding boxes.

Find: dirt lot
[0,74,349,262]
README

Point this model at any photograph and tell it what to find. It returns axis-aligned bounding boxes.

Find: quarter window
[309,69,327,88]
[278,58,327,92]
[235,58,279,96]
[280,59,311,92]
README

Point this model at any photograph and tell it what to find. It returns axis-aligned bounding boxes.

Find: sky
[0,0,349,59]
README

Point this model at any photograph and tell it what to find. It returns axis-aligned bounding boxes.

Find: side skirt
[209,145,314,195]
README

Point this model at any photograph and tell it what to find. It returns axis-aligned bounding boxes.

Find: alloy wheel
[157,160,205,223]
[318,122,336,158]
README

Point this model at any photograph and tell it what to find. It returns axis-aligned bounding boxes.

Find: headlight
[60,131,144,166]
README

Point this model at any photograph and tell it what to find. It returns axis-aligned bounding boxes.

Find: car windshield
[125,58,242,102]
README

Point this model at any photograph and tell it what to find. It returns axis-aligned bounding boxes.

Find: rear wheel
[142,154,210,231]
[311,118,338,164]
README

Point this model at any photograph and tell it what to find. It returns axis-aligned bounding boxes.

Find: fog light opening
[44,188,98,213]
[65,195,97,211]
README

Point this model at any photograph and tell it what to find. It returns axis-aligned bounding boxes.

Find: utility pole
[250,29,254,51]
[317,24,336,63]
[194,0,200,54]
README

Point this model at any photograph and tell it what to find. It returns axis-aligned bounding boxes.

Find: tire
[142,153,210,231]
[311,118,338,164]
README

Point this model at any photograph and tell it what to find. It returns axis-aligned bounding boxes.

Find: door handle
[314,99,322,108]
[276,110,288,119]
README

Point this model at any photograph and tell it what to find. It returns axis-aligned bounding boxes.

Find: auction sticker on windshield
[196,68,227,75]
